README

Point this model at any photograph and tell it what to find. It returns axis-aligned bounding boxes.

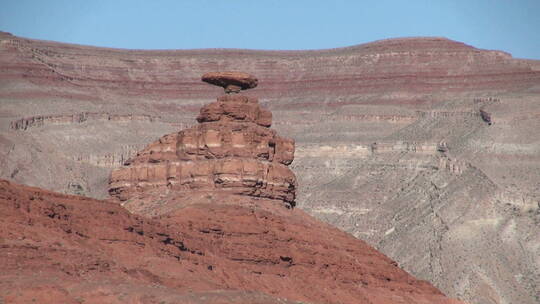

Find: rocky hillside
[0,32,539,304]
[0,74,463,303]
[0,178,464,304]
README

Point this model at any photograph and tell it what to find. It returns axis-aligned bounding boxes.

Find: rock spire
[109,72,297,213]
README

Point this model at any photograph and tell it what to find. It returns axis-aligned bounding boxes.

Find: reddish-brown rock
[0,179,464,304]
[109,73,296,209]
[197,94,272,127]
[202,71,258,93]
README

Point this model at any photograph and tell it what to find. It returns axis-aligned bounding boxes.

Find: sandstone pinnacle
[201,71,258,93]
[109,72,296,212]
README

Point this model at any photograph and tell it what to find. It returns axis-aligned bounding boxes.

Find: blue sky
[1,0,539,59]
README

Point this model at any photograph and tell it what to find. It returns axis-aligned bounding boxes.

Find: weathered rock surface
[197,94,272,127]
[0,178,465,304]
[109,74,296,210]
[202,71,258,93]
[10,112,159,130]
[1,32,539,304]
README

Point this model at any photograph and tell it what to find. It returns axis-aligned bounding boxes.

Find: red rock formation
[202,71,258,93]
[0,178,464,304]
[109,72,296,210]
[197,94,272,127]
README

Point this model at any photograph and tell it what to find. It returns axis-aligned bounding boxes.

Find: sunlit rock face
[0,178,467,304]
[109,72,297,212]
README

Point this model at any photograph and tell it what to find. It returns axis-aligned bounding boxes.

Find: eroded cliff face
[1,32,538,100]
[1,32,539,304]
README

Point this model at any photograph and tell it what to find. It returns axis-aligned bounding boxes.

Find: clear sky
[1,0,539,59]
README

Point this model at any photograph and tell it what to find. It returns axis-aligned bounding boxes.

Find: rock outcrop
[0,178,465,304]
[109,72,297,211]
[10,112,159,131]
[201,71,258,93]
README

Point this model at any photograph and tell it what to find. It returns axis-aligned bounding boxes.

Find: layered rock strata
[2,33,539,304]
[109,72,296,209]
[10,112,159,130]
[1,33,538,100]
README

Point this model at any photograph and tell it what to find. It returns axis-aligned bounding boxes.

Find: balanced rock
[109,72,296,212]
[202,71,258,93]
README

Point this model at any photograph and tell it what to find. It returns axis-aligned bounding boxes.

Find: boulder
[201,71,258,93]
